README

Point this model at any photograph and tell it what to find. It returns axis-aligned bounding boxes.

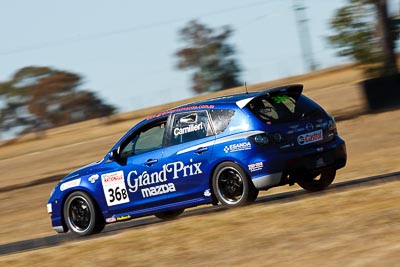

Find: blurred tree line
[175,20,242,93]
[0,66,116,138]
[1,21,242,139]
[329,0,399,76]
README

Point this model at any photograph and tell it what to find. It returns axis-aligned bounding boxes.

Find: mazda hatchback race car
[47,84,346,236]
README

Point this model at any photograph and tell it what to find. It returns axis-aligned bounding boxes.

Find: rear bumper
[250,137,346,189]
[285,139,347,174]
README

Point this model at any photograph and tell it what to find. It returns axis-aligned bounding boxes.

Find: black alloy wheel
[212,162,256,207]
[63,191,105,236]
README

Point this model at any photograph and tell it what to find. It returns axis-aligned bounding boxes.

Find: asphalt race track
[1,171,399,256]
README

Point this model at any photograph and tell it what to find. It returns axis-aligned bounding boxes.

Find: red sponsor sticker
[297,129,323,145]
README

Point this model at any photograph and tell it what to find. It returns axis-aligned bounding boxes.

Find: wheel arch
[208,159,256,201]
[60,188,105,232]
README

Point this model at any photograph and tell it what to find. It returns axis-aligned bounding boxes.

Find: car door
[102,117,168,213]
[161,110,216,203]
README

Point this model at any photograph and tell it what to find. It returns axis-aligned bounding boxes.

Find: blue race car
[47,84,346,235]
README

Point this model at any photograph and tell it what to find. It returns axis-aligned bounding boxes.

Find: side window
[170,111,213,145]
[120,119,167,157]
[209,109,235,134]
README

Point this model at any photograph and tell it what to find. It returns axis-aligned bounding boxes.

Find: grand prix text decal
[127,160,202,198]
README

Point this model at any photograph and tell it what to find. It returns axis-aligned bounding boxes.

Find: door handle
[195,147,208,154]
[145,159,158,166]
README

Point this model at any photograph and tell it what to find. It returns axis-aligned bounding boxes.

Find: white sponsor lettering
[88,174,99,183]
[101,171,130,206]
[203,189,211,197]
[173,122,204,136]
[141,183,176,198]
[127,160,203,198]
[60,178,81,191]
[248,162,263,172]
[106,217,116,223]
[297,129,323,145]
[224,142,252,153]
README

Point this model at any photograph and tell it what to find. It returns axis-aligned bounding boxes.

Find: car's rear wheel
[63,191,105,236]
[212,162,256,207]
[296,169,336,192]
[155,208,185,220]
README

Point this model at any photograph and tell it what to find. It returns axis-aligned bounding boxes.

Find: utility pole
[374,0,398,75]
[293,0,317,72]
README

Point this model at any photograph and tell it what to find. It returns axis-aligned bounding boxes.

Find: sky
[1,0,399,113]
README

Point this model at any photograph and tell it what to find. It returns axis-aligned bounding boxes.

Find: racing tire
[296,169,336,192]
[155,208,185,220]
[247,186,259,203]
[63,191,105,236]
[212,162,253,207]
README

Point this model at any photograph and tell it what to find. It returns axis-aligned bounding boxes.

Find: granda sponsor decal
[224,141,252,153]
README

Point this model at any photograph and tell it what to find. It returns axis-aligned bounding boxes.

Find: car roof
[146,84,303,121]
[179,84,303,107]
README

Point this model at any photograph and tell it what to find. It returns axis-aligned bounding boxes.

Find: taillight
[249,132,284,145]
[272,132,283,143]
[327,116,337,135]
[250,133,269,145]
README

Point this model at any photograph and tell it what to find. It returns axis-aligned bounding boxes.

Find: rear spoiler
[236,84,303,109]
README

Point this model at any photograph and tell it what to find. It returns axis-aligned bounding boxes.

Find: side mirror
[108,148,120,161]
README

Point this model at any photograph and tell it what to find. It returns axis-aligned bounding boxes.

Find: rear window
[248,94,323,123]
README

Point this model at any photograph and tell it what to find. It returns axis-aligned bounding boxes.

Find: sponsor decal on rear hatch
[297,129,323,145]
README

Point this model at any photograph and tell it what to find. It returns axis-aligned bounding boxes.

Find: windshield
[248,94,324,123]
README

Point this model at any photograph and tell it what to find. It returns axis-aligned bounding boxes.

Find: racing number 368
[108,187,128,203]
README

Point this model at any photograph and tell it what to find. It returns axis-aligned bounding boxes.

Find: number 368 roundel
[47,84,346,236]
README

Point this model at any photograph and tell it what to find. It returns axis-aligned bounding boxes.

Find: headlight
[49,186,56,198]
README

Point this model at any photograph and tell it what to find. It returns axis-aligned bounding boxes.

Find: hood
[61,159,104,182]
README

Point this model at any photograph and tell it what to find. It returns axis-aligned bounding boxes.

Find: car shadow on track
[1,171,399,256]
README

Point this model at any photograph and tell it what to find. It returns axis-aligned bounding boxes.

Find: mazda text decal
[142,183,176,198]
[127,160,202,198]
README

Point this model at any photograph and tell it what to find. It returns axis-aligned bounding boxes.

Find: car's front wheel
[212,162,256,207]
[296,169,336,192]
[63,191,105,236]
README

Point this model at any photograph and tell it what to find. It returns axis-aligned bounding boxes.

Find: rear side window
[248,94,323,123]
[209,109,235,134]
